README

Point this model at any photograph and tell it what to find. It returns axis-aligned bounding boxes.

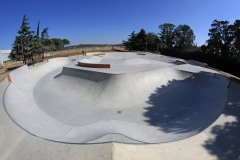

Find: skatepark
[0,52,240,159]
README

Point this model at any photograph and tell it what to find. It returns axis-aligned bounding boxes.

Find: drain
[117,110,122,114]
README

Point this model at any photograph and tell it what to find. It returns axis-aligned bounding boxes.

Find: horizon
[1,0,240,50]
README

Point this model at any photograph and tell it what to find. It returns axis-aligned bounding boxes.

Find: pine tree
[9,36,21,60]
[9,15,69,64]
[9,15,34,64]
[40,27,50,59]
[29,20,44,64]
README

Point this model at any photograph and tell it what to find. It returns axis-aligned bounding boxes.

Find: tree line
[9,15,70,64]
[123,23,196,52]
[123,20,240,77]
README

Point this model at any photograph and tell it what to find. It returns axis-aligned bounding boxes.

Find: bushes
[159,48,240,77]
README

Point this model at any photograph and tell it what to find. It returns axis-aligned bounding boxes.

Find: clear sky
[0,0,240,49]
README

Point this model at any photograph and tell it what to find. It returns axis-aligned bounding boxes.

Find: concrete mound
[3,52,229,143]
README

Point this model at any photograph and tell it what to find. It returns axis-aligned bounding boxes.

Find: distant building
[0,50,11,68]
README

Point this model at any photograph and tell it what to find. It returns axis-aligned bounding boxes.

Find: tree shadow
[203,79,240,160]
[144,71,228,137]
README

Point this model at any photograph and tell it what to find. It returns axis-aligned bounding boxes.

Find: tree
[123,29,153,51]
[36,20,40,38]
[62,39,70,47]
[233,20,240,59]
[159,23,176,48]
[200,20,240,77]
[18,15,34,64]
[51,38,64,50]
[29,21,43,64]
[40,28,51,54]
[206,20,235,57]
[146,32,159,52]
[41,28,49,39]
[135,29,147,51]
[9,15,34,64]
[9,15,71,64]
[39,25,50,59]
[9,36,21,60]
[122,31,137,51]
[48,38,70,50]
[123,29,160,52]
[174,25,195,48]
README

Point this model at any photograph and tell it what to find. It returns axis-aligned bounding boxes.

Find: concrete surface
[1,76,240,160]
[3,52,229,143]
[0,52,240,160]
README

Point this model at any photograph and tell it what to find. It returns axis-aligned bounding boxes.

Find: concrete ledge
[78,62,111,68]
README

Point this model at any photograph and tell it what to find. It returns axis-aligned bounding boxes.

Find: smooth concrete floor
[1,76,240,160]
[1,52,240,159]
[3,54,229,144]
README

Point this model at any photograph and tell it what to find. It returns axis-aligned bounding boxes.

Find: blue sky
[0,0,240,49]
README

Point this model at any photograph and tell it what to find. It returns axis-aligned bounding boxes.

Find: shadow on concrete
[144,77,199,133]
[203,79,240,160]
[144,71,228,136]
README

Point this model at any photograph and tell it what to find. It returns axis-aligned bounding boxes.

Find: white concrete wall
[0,50,11,65]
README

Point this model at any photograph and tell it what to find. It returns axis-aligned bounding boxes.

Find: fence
[1,46,126,68]
[44,46,125,58]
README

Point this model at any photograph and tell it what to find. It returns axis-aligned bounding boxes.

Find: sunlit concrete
[0,52,240,159]
[3,52,229,144]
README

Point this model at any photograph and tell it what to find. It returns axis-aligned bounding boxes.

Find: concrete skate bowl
[3,53,229,144]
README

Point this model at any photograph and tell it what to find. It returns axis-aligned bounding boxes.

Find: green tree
[159,23,176,48]
[49,38,70,50]
[9,15,71,64]
[29,20,50,64]
[9,15,34,64]
[123,29,159,52]
[9,36,21,60]
[18,15,34,64]
[29,21,43,64]
[200,20,240,77]
[122,31,137,51]
[40,28,51,55]
[62,39,70,47]
[174,25,195,48]
[233,20,240,59]
[41,28,49,39]
[146,32,159,52]
[38,24,50,60]
[123,29,148,51]
[206,20,235,57]
[50,38,64,50]
[135,29,147,51]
